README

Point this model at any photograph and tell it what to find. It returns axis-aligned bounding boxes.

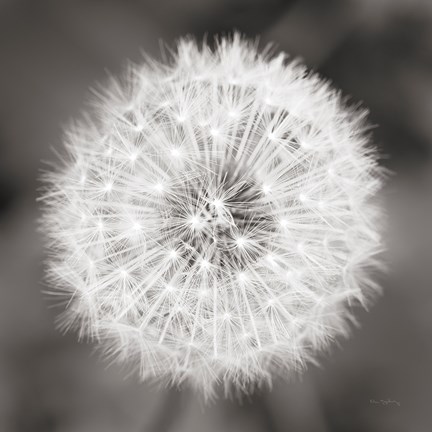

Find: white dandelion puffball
[41,35,384,398]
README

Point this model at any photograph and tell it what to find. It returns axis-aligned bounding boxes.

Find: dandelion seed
[165,284,176,292]
[299,193,308,203]
[200,259,211,270]
[266,254,276,266]
[235,237,247,248]
[40,34,384,400]
[154,182,164,193]
[279,218,288,228]
[170,148,181,158]
[168,249,178,260]
[262,183,272,195]
[104,182,113,192]
[189,215,202,229]
[212,198,223,209]
[267,131,276,141]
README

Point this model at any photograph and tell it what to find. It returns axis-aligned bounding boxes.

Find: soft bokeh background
[1,0,431,431]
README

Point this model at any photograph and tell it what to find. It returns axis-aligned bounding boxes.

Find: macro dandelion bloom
[40,35,384,398]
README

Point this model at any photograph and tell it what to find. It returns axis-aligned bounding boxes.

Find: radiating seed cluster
[40,35,384,398]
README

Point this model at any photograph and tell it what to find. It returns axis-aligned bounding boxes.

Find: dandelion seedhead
[40,35,384,399]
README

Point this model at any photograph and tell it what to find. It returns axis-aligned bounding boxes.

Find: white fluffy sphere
[40,35,384,398]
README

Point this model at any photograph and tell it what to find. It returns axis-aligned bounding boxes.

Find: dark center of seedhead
[162,162,275,271]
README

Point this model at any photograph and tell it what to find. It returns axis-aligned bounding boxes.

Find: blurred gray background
[0,0,432,431]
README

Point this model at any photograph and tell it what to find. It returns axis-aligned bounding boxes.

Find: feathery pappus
[40,34,384,399]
